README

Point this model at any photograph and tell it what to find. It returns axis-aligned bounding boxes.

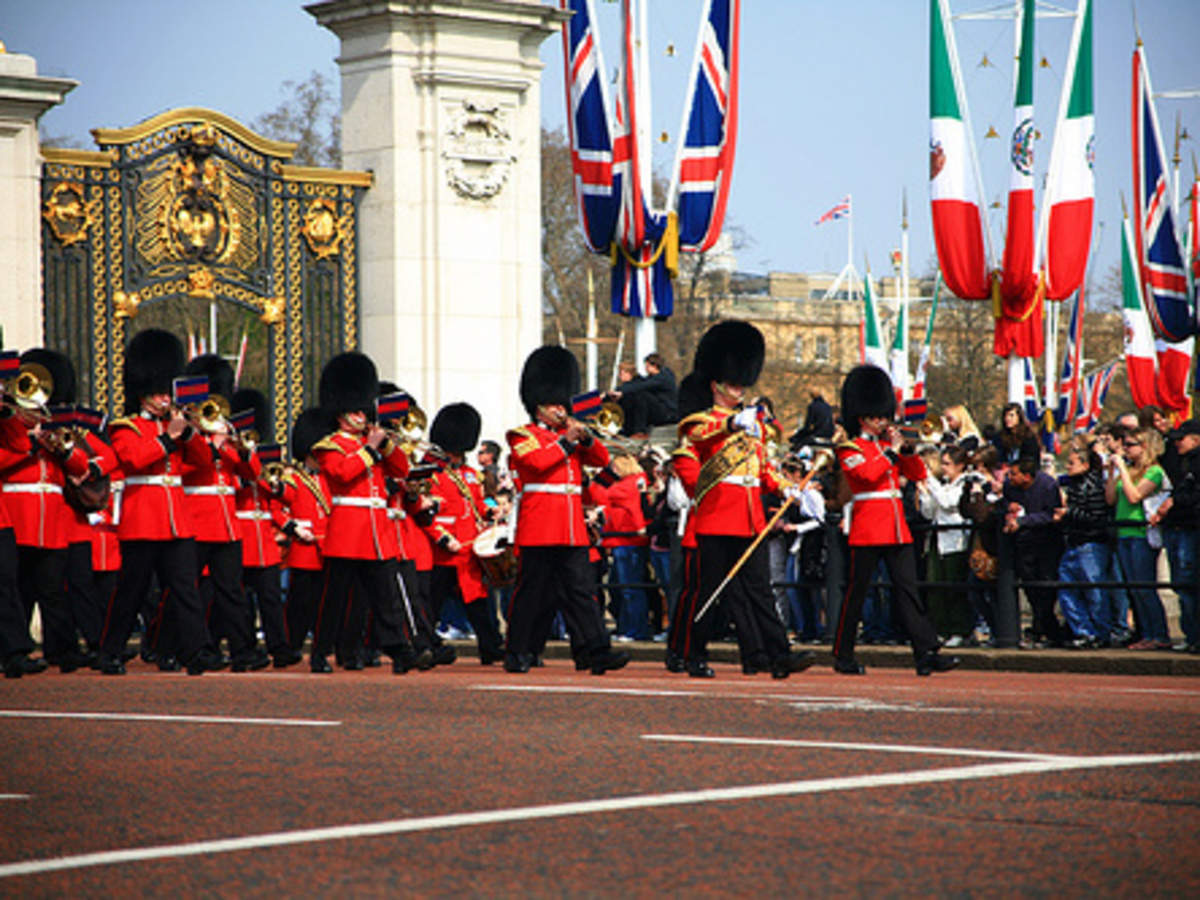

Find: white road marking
[0,750,1196,878]
[0,710,340,728]
[641,734,1069,761]
[0,795,30,801]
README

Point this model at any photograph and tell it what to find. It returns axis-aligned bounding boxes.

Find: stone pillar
[0,46,76,349]
[307,0,568,440]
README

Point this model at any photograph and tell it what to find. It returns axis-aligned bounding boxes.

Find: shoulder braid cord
[292,465,331,516]
[692,431,754,508]
[445,465,487,531]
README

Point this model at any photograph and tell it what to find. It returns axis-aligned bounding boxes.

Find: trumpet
[897,416,946,446]
[3,364,54,415]
[262,460,287,493]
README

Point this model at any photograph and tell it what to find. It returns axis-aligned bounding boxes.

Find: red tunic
[279,466,330,572]
[64,431,120,546]
[505,423,610,547]
[88,477,123,573]
[678,407,785,538]
[672,446,700,551]
[0,418,92,549]
[601,473,649,548]
[182,437,257,543]
[836,435,926,546]
[313,430,409,560]
[423,463,490,602]
[236,477,285,568]
[109,414,210,541]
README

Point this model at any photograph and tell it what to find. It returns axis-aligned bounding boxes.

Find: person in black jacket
[608,353,678,436]
[1152,420,1200,652]
[790,390,834,446]
[1054,443,1113,647]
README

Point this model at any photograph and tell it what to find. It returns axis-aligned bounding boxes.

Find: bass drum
[472,525,518,588]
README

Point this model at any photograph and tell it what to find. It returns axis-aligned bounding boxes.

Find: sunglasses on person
[1123,440,1142,448]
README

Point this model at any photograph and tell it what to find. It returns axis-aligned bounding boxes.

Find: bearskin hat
[377,380,399,398]
[124,329,184,413]
[319,351,378,418]
[184,353,234,404]
[675,371,712,419]
[840,364,895,437]
[430,402,481,454]
[231,387,270,439]
[693,320,764,389]
[290,406,330,461]
[19,348,76,405]
[519,346,580,420]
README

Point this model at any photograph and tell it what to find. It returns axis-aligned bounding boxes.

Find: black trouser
[1015,537,1065,643]
[0,529,33,662]
[102,539,212,664]
[65,541,105,651]
[314,557,413,663]
[507,546,609,662]
[833,543,939,664]
[667,546,700,660]
[432,564,503,661]
[194,540,255,657]
[16,545,74,662]
[400,560,437,653]
[286,568,323,653]
[243,564,288,655]
[696,535,790,666]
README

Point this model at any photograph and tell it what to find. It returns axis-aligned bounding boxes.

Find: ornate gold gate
[40,107,370,444]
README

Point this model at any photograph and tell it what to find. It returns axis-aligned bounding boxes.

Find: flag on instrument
[1073,362,1117,431]
[256,443,283,465]
[376,391,411,424]
[0,349,20,380]
[929,0,991,301]
[561,0,620,253]
[1041,0,1094,299]
[47,405,76,430]
[229,407,256,434]
[815,196,850,226]
[1055,288,1085,426]
[1122,213,1160,408]
[861,271,888,371]
[570,389,604,419]
[673,0,741,253]
[171,375,208,406]
[1133,41,1192,343]
[75,406,107,434]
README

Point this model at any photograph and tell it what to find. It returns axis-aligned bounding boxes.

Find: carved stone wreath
[442,100,516,200]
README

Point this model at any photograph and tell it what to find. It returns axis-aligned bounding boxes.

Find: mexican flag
[889,295,910,407]
[862,271,889,371]
[999,0,1037,307]
[1041,0,1094,299]
[1122,214,1159,408]
[929,0,990,301]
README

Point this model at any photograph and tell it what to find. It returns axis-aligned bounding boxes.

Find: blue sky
[4,0,1197,285]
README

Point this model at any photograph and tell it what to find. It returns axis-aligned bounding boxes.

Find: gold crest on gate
[300,197,348,260]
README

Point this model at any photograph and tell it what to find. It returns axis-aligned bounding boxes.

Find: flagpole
[586,268,598,391]
[632,0,657,361]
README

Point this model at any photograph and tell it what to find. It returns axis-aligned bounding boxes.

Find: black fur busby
[676,371,712,419]
[184,353,234,403]
[319,351,378,418]
[231,388,270,439]
[519,346,580,420]
[840,364,895,437]
[290,406,330,461]
[124,329,184,413]
[430,402,481,455]
[378,380,399,398]
[693,320,764,388]
[19,348,76,405]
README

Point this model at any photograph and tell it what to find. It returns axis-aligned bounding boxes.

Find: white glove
[732,407,761,438]
[784,485,803,503]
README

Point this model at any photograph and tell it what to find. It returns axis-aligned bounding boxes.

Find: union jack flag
[1073,362,1117,431]
[1133,43,1193,342]
[561,0,620,253]
[815,196,851,226]
[1055,288,1085,426]
[1020,356,1041,424]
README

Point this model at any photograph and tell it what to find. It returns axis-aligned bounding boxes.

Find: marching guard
[832,365,959,676]
[503,346,630,675]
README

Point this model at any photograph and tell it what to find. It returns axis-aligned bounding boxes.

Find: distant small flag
[256,443,283,465]
[0,349,20,379]
[233,329,248,389]
[376,391,411,423]
[172,375,209,406]
[48,405,76,429]
[571,389,604,418]
[229,407,256,434]
[815,195,851,226]
[75,406,107,433]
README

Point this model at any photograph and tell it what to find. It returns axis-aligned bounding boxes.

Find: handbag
[64,474,111,514]
[967,533,997,582]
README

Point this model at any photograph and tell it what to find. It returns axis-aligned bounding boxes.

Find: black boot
[915,651,960,676]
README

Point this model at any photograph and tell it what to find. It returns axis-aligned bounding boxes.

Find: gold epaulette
[108,416,138,432]
[676,410,716,441]
[836,440,860,452]
[310,433,343,454]
[671,444,698,461]
[506,426,539,457]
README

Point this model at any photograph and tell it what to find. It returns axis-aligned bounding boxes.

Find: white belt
[434,515,456,524]
[852,490,901,501]
[720,475,759,488]
[387,508,406,521]
[236,510,272,521]
[184,485,236,496]
[522,483,581,496]
[126,475,181,487]
[331,496,387,509]
[293,518,313,529]
[2,483,63,495]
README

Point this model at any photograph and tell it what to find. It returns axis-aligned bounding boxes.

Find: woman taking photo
[1105,428,1171,650]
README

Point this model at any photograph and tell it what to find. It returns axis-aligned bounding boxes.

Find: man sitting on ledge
[607,353,678,438]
